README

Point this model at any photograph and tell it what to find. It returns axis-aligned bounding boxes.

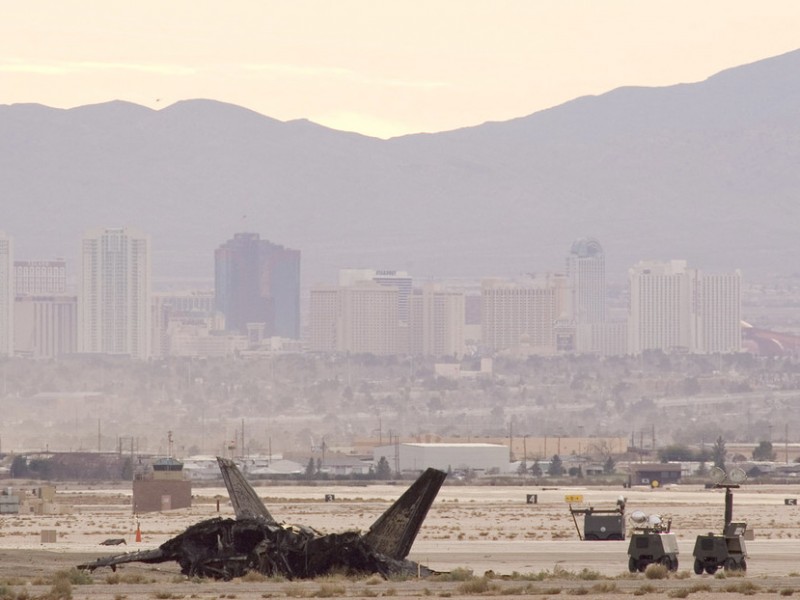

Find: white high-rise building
[628,260,742,355]
[694,271,742,354]
[628,260,693,354]
[79,227,151,359]
[0,233,13,356]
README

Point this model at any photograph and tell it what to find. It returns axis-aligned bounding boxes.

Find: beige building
[308,282,400,355]
[150,290,216,357]
[409,284,465,357]
[481,275,566,355]
[338,282,399,355]
[14,295,77,358]
[308,285,339,352]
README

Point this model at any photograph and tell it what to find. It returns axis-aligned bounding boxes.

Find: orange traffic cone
[135,525,142,543]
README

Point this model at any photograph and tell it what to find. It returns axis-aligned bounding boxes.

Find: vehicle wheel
[740,558,747,572]
[638,561,648,573]
[585,534,598,541]
[628,557,637,573]
[671,556,679,572]
[705,565,718,575]
[659,556,672,571]
[693,559,704,575]
[724,558,738,572]
[608,533,624,541]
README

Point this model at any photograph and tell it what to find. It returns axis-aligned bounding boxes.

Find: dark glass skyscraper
[214,233,300,339]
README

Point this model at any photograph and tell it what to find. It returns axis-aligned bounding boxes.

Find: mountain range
[2,49,799,287]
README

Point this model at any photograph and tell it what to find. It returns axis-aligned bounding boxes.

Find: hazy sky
[3,1,800,138]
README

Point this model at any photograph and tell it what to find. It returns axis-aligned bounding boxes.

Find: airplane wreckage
[79,458,447,580]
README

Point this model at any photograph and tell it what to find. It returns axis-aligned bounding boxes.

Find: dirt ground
[2,481,800,598]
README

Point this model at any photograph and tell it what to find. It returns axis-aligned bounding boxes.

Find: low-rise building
[372,442,508,475]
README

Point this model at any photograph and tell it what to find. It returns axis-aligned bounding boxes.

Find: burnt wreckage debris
[79,458,447,580]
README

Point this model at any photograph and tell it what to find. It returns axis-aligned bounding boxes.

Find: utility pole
[786,423,790,464]
[508,421,514,462]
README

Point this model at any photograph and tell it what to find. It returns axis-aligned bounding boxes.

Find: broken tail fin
[217,457,277,523]
[363,467,446,560]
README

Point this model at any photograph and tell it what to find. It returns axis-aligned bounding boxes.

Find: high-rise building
[337,282,399,355]
[308,285,339,352]
[566,238,606,324]
[627,260,741,355]
[339,269,412,324]
[14,295,77,358]
[215,233,300,339]
[628,260,693,354]
[14,259,67,295]
[337,269,412,352]
[308,281,400,355]
[0,233,13,356]
[481,275,565,355]
[693,271,742,354]
[409,284,465,357]
[78,227,151,359]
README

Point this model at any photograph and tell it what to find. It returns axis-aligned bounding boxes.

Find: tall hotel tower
[79,227,151,359]
[628,260,741,355]
[0,233,13,356]
[566,238,606,324]
[214,233,300,338]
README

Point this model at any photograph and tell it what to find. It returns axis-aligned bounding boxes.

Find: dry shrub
[431,568,473,582]
[282,584,308,598]
[644,564,668,580]
[119,573,150,584]
[723,581,760,595]
[457,577,491,595]
[45,572,74,600]
[54,569,92,586]
[311,583,345,598]
[591,582,617,593]
[633,584,657,596]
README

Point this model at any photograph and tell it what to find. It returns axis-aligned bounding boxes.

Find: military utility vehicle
[569,496,626,541]
[692,467,749,574]
[626,511,679,572]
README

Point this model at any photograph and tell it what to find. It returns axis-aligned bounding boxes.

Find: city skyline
[0,227,751,359]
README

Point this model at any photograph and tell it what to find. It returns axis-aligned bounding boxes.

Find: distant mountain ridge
[2,49,799,286]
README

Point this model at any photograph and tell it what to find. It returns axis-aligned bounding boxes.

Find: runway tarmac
[411,539,800,577]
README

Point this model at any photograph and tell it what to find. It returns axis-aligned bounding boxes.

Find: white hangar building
[372,443,509,474]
